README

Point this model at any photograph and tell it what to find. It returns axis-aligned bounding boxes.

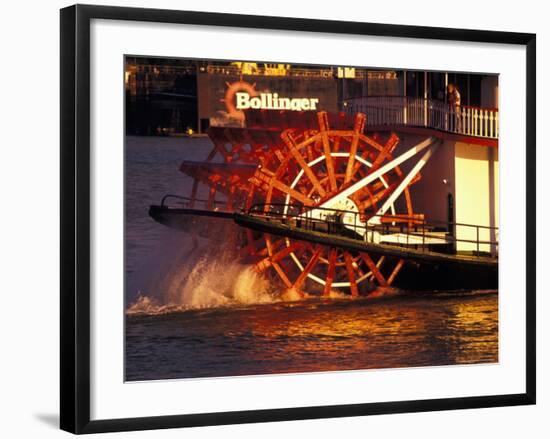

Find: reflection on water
[125,292,498,381]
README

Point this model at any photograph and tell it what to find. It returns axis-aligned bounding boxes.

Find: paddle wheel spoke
[283,132,327,197]
[388,259,405,286]
[317,113,338,191]
[343,252,359,297]
[291,246,323,293]
[344,113,366,183]
[360,252,388,287]
[272,261,293,289]
[255,241,302,273]
[323,248,338,296]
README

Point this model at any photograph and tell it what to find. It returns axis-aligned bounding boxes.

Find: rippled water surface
[125,136,498,381]
[126,293,497,381]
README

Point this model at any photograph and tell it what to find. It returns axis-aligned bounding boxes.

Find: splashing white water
[170,255,275,308]
[127,248,277,315]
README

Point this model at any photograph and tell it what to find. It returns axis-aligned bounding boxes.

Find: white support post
[444,73,448,103]
[423,72,428,127]
[403,70,408,125]
[444,73,449,131]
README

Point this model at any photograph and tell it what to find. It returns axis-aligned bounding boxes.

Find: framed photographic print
[60,4,536,434]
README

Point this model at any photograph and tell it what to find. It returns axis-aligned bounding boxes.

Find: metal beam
[317,136,436,211]
[371,142,439,222]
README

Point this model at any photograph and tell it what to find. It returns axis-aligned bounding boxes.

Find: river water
[124,136,498,382]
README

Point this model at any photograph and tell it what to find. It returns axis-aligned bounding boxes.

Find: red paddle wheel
[175,110,427,298]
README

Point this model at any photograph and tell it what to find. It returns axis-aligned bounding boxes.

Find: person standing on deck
[447,83,462,131]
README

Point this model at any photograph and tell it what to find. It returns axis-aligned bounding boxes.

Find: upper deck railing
[346,96,499,140]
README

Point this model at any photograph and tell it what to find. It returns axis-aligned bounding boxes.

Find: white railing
[346,96,499,139]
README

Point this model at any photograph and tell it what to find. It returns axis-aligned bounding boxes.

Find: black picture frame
[60,4,536,434]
